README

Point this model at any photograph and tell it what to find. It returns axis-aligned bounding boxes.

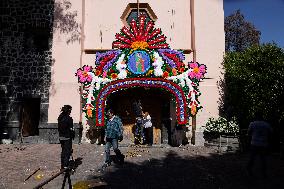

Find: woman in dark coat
[58,105,74,170]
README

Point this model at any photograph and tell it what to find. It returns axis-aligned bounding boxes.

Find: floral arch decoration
[76,15,206,127]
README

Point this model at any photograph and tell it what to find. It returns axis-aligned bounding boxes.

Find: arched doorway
[106,87,174,145]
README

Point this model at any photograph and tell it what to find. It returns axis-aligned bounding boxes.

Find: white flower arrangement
[152,52,164,76]
[167,70,198,110]
[115,54,127,79]
[204,117,240,135]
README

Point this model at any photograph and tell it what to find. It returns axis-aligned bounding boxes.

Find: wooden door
[20,98,40,137]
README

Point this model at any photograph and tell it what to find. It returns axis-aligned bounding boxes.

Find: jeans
[144,127,153,145]
[247,145,268,177]
[105,138,123,163]
[135,117,145,144]
[60,139,72,168]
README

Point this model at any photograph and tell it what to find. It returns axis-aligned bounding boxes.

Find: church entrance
[77,14,207,145]
[106,87,174,145]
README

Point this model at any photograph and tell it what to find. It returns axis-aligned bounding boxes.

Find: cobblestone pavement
[0,144,283,189]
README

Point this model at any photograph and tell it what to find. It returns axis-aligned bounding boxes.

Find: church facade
[0,0,224,145]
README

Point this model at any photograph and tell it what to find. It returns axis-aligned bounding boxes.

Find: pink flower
[76,65,93,83]
[103,71,107,78]
[84,65,92,72]
[188,62,206,80]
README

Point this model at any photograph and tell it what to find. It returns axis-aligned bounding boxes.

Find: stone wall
[0,0,54,142]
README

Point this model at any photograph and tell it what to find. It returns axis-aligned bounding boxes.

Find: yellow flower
[83,71,88,77]
[131,41,149,50]
[146,70,153,75]
[193,67,200,74]
[172,68,177,76]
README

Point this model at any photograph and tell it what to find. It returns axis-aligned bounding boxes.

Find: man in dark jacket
[101,109,124,169]
[133,100,145,144]
[58,105,74,170]
[246,111,272,177]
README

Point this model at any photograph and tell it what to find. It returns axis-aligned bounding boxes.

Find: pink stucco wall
[49,0,225,133]
[49,0,82,123]
[195,0,225,129]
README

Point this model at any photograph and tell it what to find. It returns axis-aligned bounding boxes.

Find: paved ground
[0,144,283,189]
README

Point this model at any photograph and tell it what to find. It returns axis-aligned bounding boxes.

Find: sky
[224,0,284,48]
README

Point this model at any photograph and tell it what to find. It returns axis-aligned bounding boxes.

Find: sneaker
[103,162,111,168]
[98,162,111,173]
[118,155,125,164]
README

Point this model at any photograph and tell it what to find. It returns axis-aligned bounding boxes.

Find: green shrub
[204,117,239,135]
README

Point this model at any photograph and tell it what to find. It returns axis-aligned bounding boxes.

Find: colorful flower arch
[76,15,206,127]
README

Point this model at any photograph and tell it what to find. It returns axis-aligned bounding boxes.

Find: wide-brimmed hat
[61,105,72,112]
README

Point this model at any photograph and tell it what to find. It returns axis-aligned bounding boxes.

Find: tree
[220,44,284,131]
[225,10,261,52]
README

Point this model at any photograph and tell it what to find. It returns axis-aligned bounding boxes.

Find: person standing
[58,105,75,170]
[133,100,145,144]
[102,109,124,169]
[143,112,153,145]
[246,111,272,177]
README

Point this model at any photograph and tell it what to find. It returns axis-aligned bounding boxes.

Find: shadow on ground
[87,150,284,189]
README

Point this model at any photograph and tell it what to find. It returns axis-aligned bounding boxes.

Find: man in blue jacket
[102,109,124,169]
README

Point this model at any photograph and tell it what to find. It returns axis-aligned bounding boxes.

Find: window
[121,3,157,27]
[126,9,152,26]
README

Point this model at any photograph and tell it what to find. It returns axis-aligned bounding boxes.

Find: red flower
[179,67,185,73]
[112,15,169,50]
[111,73,118,79]
[162,71,169,78]
[166,66,172,72]
[95,70,101,76]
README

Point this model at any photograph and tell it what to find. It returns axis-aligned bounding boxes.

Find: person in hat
[58,105,75,170]
[101,109,125,169]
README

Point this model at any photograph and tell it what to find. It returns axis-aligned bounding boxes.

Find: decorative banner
[76,15,207,127]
